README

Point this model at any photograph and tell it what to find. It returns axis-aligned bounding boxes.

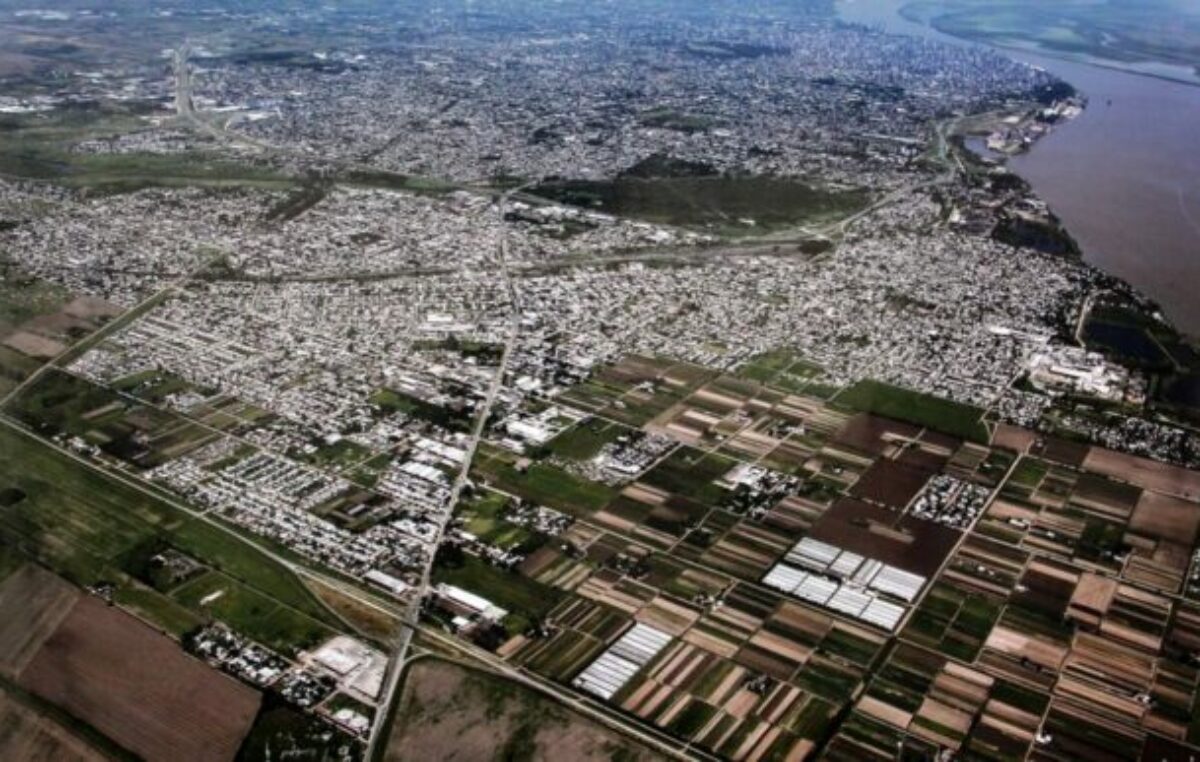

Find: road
[819,114,964,241]
[363,184,527,759]
[173,42,270,151]
[412,625,720,762]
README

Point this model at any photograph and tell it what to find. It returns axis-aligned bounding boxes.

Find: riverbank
[838,0,1200,339]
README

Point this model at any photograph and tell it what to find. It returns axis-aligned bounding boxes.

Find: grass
[833,379,989,443]
[458,490,534,550]
[547,418,629,461]
[432,554,564,633]
[471,444,616,518]
[0,102,297,193]
[531,174,870,236]
[738,350,828,395]
[0,422,342,652]
[172,570,334,653]
[0,264,70,334]
[640,446,735,506]
[0,267,73,396]
[112,579,205,638]
[370,387,473,432]
[305,576,401,645]
[297,438,374,470]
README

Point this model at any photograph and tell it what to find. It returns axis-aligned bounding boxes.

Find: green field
[0,266,73,396]
[371,387,474,432]
[833,379,989,443]
[7,369,219,468]
[640,447,735,507]
[0,101,296,194]
[457,490,538,551]
[432,553,565,634]
[531,174,870,236]
[547,418,630,461]
[470,444,616,518]
[0,422,341,652]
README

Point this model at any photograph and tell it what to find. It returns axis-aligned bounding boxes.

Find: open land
[18,596,261,762]
[0,688,112,762]
[386,657,663,762]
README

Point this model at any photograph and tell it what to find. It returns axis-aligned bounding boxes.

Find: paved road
[413,625,717,762]
[174,43,270,151]
[364,184,528,759]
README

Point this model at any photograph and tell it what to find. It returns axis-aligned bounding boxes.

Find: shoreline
[837,0,1200,341]
[890,2,1200,89]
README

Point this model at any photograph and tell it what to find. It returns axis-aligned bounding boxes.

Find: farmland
[386,658,663,762]
[0,422,342,653]
[19,596,261,762]
[834,380,989,443]
[0,687,114,762]
[0,268,120,397]
[424,352,1200,761]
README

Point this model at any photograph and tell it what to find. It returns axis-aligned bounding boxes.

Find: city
[0,1,1198,761]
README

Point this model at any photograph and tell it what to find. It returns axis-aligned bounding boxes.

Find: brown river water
[838,0,1200,337]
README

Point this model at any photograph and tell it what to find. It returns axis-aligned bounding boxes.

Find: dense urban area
[0,1,1199,761]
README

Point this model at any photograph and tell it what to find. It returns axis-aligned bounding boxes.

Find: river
[837,0,1200,338]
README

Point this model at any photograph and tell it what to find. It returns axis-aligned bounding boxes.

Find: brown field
[849,459,930,509]
[1083,447,1200,501]
[0,565,80,679]
[2,331,66,359]
[0,688,109,762]
[991,423,1036,453]
[18,596,260,762]
[833,414,920,457]
[1129,491,1200,544]
[1036,438,1090,468]
[61,297,123,321]
[808,498,959,578]
[387,658,663,762]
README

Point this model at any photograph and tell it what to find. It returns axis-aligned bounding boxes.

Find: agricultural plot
[7,369,215,468]
[736,350,832,397]
[18,596,261,762]
[387,657,662,762]
[977,453,1200,595]
[0,267,120,396]
[428,355,1200,760]
[902,581,1003,662]
[509,549,891,758]
[833,380,990,443]
[0,687,111,762]
[558,355,718,427]
[0,565,80,679]
[0,424,342,654]
[855,641,1049,759]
